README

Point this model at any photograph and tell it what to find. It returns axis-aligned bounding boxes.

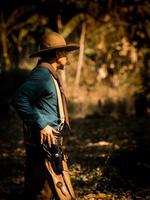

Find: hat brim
[29,44,79,58]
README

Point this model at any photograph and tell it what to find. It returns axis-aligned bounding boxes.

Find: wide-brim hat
[29,31,79,58]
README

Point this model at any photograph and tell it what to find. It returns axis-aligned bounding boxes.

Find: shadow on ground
[1,112,150,199]
[0,69,150,199]
[66,115,150,199]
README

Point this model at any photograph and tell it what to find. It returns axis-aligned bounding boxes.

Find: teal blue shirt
[13,66,60,130]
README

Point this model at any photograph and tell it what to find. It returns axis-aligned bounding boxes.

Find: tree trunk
[74,22,86,92]
[57,14,66,87]
[57,14,63,33]
[0,11,10,71]
[108,0,113,10]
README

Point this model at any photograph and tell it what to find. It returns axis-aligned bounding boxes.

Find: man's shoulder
[30,66,51,79]
[32,66,49,73]
[29,66,55,90]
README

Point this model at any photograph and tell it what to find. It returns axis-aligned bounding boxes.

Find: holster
[43,143,76,200]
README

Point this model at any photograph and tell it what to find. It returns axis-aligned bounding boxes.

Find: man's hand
[40,125,56,147]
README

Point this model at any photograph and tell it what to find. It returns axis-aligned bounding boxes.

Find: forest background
[0,0,150,199]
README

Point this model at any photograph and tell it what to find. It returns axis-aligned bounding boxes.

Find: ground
[0,112,150,200]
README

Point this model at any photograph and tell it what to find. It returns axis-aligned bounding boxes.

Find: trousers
[23,125,60,200]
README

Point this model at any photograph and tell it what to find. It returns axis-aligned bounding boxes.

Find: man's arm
[13,68,49,129]
[13,80,47,128]
[13,67,57,146]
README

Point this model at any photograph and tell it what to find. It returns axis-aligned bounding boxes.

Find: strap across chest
[37,62,71,131]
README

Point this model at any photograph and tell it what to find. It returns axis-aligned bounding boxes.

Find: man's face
[56,50,68,70]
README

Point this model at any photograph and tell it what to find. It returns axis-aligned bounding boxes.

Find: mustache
[58,63,65,70]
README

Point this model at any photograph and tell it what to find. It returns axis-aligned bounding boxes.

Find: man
[13,31,79,200]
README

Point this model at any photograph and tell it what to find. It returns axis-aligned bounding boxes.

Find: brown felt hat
[29,31,79,58]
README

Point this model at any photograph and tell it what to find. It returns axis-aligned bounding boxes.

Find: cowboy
[13,31,79,200]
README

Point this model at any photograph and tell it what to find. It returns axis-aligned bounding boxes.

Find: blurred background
[0,0,150,199]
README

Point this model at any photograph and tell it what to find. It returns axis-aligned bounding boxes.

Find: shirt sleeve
[12,67,52,129]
